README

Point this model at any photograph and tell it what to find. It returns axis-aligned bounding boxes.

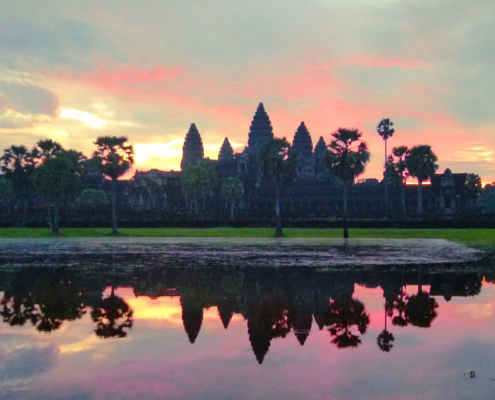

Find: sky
[0,0,494,182]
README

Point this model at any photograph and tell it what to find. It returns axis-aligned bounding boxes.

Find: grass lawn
[0,227,493,249]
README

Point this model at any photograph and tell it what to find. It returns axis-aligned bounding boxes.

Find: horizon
[1,1,494,183]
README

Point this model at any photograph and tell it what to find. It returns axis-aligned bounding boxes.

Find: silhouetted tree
[327,296,370,349]
[0,178,13,217]
[91,287,133,338]
[465,173,482,206]
[221,177,244,220]
[324,128,370,238]
[390,146,409,215]
[406,145,438,215]
[258,138,297,237]
[377,299,395,352]
[405,267,438,328]
[181,159,217,218]
[0,145,37,226]
[377,119,395,217]
[92,136,134,234]
[405,292,438,328]
[34,150,86,234]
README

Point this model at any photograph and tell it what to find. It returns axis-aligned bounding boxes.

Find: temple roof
[314,136,327,156]
[218,137,234,162]
[292,122,313,158]
[247,103,274,155]
[181,123,204,170]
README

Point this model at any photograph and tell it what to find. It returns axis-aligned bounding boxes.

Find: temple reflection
[0,264,493,364]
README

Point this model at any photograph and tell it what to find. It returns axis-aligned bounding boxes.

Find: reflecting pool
[0,239,494,400]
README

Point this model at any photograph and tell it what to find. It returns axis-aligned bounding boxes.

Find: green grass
[0,227,494,248]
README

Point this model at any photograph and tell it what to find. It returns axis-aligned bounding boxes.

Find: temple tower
[292,122,314,177]
[313,136,327,177]
[218,137,234,162]
[247,103,274,157]
[181,123,204,170]
[217,137,237,177]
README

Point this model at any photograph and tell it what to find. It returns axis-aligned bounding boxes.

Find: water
[0,239,493,400]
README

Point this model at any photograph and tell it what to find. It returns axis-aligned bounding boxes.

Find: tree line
[0,136,133,235]
[0,119,484,236]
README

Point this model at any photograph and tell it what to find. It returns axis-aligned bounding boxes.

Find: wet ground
[0,237,484,268]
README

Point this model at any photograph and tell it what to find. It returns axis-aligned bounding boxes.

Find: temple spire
[218,137,234,162]
[181,123,204,170]
[314,136,327,177]
[247,103,274,157]
[292,122,314,176]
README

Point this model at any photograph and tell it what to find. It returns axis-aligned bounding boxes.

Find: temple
[117,102,478,223]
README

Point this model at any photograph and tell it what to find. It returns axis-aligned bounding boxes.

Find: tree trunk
[400,179,406,215]
[52,200,60,235]
[343,183,349,239]
[417,180,423,215]
[111,178,118,234]
[384,139,388,219]
[274,179,283,237]
[47,205,52,228]
[230,202,235,221]
[21,199,28,228]
[417,265,423,293]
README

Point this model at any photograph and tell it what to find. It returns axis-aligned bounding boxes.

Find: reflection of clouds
[59,334,125,355]
[0,343,58,381]
[453,303,493,320]
[128,296,243,328]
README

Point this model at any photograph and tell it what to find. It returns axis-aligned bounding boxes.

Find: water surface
[0,239,493,400]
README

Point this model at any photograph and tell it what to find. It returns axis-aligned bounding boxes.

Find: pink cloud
[344,55,430,69]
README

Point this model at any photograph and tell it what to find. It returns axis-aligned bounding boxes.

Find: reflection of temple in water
[0,265,493,364]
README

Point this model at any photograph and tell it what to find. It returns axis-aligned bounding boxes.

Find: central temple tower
[247,103,274,157]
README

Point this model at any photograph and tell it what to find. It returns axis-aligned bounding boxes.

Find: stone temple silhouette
[122,102,478,220]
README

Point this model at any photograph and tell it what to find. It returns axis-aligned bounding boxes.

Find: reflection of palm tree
[91,287,133,339]
[405,292,437,328]
[377,330,395,352]
[405,266,438,328]
[327,297,370,349]
[391,288,409,327]
[377,298,394,352]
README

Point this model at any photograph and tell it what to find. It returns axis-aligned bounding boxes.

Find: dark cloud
[0,82,59,117]
[0,344,59,381]
[0,15,109,70]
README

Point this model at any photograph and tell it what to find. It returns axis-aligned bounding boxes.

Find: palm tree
[92,136,134,234]
[377,119,395,217]
[221,177,244,221]
[390,146,409,215]
[324,128,370,238]
[258,138,297,237]
[406,145,438,215]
